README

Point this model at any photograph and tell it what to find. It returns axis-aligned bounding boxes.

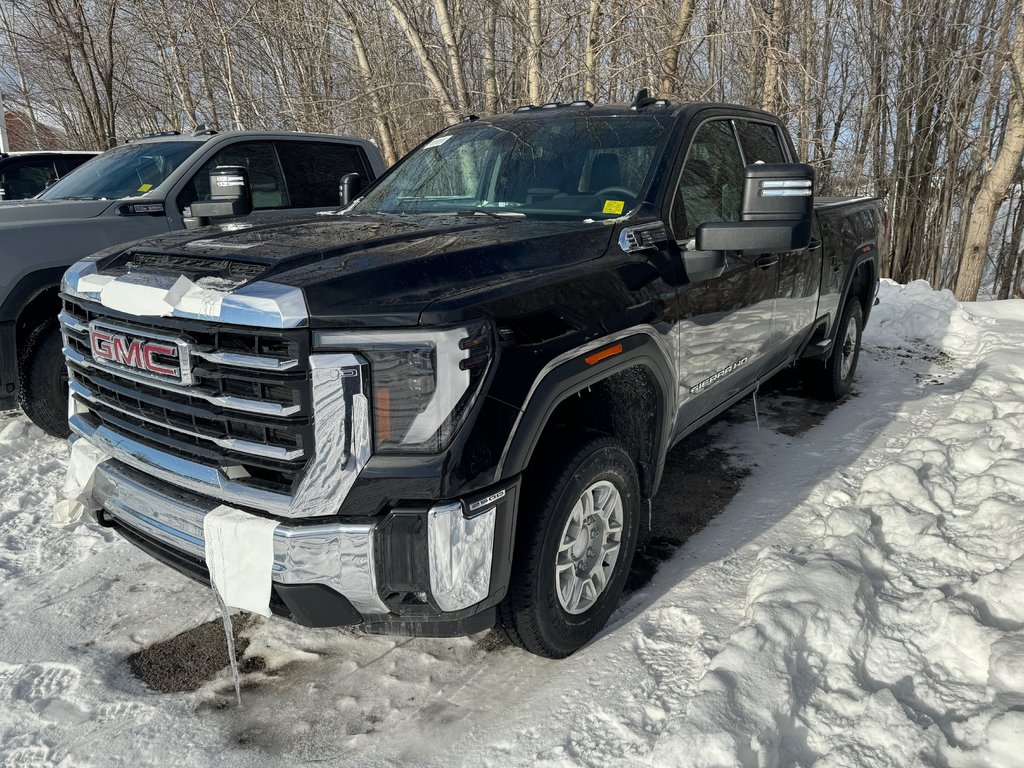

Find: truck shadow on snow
[625,367,840,595]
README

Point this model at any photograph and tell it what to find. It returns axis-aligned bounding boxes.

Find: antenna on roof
[630,88,670,111]
[630,89,650,109]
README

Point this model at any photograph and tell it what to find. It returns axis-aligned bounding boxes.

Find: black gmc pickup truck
[59,97,883,658]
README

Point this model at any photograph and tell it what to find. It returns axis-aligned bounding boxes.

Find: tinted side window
[0,160,58,199]
[735,121,787,164]
[673,121,745,239]
[276,142,369,208]
[179,141,290,212]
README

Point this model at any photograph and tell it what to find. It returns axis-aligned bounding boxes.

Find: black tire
[809,299,863,400]
[498,433,641,658]
[18,321,70,438]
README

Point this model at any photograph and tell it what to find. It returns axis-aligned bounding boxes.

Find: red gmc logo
[90,328,181,379]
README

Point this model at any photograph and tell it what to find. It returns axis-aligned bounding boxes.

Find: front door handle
[755,254,779,269]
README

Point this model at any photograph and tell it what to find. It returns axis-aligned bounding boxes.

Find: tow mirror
[339,172,362,207]
[696,163,814,255]
[185,165,253,228]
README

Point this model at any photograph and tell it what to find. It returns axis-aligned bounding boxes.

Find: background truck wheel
[18,321,70,438]
[498,433,641,658]
[809,299,864,401]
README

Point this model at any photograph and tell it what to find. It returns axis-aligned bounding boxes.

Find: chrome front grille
[60,294,372,517]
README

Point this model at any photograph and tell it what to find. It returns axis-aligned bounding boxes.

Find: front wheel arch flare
[499,334,675,498]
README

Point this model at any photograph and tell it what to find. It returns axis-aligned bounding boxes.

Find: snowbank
[652,280,1024,767]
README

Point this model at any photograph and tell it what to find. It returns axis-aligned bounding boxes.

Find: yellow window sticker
[602,199,624,215]
[137,183,153,193]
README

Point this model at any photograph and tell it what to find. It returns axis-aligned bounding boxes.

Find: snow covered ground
[2,279,1023,767]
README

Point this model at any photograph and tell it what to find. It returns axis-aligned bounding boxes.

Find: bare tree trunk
[387,0,460,123]
[760,0,787,114]
[955,0,1024,301]
[341,4,398,165]
[658,0,696,96]
[433,0,470,111]
[527,0,542,103]
[584,0,601,101]
[483,1,498,113]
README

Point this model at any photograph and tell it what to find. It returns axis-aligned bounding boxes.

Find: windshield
[351,115,672,219]
[40,140,202,201]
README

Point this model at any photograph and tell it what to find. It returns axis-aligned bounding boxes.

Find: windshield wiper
[454,209,526,219]
[56,195,99,201]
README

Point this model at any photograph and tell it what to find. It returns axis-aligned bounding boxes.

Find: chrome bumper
[91,457,390,615]
[86,447,499,618]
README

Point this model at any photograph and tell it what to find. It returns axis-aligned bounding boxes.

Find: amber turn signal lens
[374,387,391,443]
[584,343,623,366]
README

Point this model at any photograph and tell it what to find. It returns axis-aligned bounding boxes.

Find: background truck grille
[60,296,313,495]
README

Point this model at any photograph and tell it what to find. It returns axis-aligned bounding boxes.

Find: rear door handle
[755,254,779,269]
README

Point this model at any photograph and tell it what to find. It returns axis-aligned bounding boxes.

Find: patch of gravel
[128,615,264,693]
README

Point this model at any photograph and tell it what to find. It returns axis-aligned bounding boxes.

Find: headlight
[313,323,491,453]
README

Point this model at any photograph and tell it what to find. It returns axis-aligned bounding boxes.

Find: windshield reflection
[352,115,672,220]
[40,141,202,201]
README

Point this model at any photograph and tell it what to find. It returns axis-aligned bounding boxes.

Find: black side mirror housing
[339,172,362,207]
[696,163,814,255]
[186,165,253,227]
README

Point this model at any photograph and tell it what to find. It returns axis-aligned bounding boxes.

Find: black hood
[116,213,616,326]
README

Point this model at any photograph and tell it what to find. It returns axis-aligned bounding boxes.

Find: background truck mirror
[339,172,362,207]
[188,165,253,222]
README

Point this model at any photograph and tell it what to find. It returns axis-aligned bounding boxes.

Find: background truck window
[1,159,58,199]
[275,141,369,208]
[180,141,290,212]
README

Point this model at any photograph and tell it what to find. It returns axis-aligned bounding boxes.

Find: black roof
[465,100,781,126]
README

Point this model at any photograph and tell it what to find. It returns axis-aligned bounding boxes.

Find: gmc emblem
[89,323,191,384]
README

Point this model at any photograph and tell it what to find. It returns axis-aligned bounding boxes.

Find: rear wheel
[18,321,70,438]
[807,299,863,400]
[498,433,641,658]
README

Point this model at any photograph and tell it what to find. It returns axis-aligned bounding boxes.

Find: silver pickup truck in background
[0,129,385,435]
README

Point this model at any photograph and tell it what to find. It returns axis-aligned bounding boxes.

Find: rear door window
[179,141,290,212]
[275,141,370,208]
[735,121,787,164]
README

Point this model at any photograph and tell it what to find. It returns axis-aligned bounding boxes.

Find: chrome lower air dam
[68,352,373,519]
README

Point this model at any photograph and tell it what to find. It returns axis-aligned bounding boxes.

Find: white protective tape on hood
[87,273,230,319]
[97,278,175,316]
[165,275,226,317]
[203,505,280,617]
[52,438,112,527]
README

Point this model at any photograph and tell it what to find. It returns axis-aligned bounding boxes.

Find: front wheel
[497,434,641,658]
[19,321,70,438]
